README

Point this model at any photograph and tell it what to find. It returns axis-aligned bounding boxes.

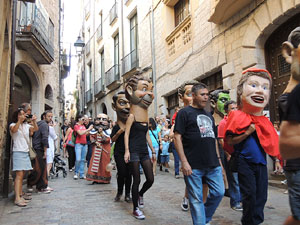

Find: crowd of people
[9,27,300,225]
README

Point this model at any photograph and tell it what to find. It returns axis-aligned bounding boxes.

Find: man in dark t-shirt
[280,26,300,225]
[174,83,224,225]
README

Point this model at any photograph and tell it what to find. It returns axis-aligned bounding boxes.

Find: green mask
[217,93,230,115]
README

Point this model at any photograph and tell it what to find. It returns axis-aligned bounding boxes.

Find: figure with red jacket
[225,68,282,225]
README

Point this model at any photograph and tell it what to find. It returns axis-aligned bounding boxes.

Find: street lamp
[74,36,85,55]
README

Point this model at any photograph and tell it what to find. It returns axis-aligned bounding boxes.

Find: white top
[10,123,32,152]
[47,126,58,152]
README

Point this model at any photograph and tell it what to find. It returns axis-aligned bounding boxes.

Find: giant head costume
[210,89,230,116]
[125,73,154,109]
[237,68,272,116]
[112,90,130,124]
[177,80,199,107]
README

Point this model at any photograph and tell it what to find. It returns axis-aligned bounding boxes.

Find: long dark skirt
[27,149,48,190]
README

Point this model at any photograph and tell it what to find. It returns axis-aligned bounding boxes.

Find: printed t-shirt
[110,124,125,154]
[10,123,32,152]
[174,106,219,169]
[283,83,300,171]
[74,124,87,144]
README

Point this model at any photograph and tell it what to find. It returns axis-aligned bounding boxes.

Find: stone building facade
[78,0,300,123]
[0,0,62,195]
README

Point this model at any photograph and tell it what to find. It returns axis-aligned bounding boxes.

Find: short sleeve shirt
[174,106,219,169]
[283,83,300,171]
[218,116,234,154]
[10,123,32,152]
[74,124,87,144]
[110,124,125,154]
[149,127,161,148]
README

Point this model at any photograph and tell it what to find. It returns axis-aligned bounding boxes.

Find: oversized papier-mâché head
[112,90,130,122]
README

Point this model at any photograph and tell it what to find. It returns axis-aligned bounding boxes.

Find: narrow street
[0,165,289,225]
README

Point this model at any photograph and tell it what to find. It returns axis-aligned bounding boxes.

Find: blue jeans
[75,144,88,177]
[225,158,241,207]
[171,142,180,175]
[285,170,300,220]
[184,166,225,225]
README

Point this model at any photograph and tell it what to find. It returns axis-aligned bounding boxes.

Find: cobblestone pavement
[0,165,290,225]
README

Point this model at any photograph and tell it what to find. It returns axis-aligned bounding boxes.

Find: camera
[26,114,33,119]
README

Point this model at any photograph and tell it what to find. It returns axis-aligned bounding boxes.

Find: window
[201,71,223,91]
[87,63,92,90]
[101,51,105,78]
[130,14,138,53]
[114,33,119,66]
[174,0,189,27]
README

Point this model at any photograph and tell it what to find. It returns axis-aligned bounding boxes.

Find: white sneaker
[133,208,145,220]
[181,197,189,211]
[73,174,78,180]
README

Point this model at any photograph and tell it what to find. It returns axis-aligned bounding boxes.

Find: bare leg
[153,160,157,175]
[47,163,52,177]
[15,171,24,202]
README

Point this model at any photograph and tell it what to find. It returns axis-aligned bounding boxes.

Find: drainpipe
[3,0,17,197]
[151,4,157,116]
[121,0,124,74]
[93,1,96,117]
[59,0,64,123]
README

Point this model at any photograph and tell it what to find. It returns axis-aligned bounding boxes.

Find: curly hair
[112,90,126,104]
[288,26,300,48]
[177,80,199,97]
[124,73,152,100]
[236,70,272,107]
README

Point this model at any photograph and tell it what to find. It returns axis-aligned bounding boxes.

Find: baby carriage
[50,154,67,178]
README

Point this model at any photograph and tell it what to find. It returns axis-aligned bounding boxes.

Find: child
[161,135,170,172]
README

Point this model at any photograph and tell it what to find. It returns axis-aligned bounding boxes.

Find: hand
[43,151,47,159]
[160,144,163,150]
[226,154,231,162]
[18,114,26,123]
[246,124,256,135]
[32,114,37,122]
[274,161,283,174]
[88,124,94,130]
[181,161,192,176]
[124,151,130,163]
[151,153,156,163]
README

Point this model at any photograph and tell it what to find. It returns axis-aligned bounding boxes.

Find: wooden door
[265,13,300,122]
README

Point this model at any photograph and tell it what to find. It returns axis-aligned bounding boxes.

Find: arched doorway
[45,84,53,110]
[101,103,107,115]
[12,65,32,114]
[265,13,300,122]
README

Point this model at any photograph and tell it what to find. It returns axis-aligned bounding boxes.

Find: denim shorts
[130,152,150,162]
[285,170,300,220]
[160,155,169,164]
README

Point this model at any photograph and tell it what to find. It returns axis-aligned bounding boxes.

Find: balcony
[121,49,139,78]
[94,77,105,98]
[109,2,118,25]
[85,40,90,56]
[208,0,252,24]
[16,5,54,64]
[60,54,71,79]
[166,15,192,59]
[96,23,102,41]
[105,64,121,90]
[85,89,93,104]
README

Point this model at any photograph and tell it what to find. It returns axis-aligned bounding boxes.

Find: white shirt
[47,126,58,152]
[10,123,32,152]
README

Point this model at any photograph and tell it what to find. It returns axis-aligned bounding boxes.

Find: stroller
[50,154,67,179]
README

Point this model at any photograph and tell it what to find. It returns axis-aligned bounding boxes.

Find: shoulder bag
[20,126,36,160]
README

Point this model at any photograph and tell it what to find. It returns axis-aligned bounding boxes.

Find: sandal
[15,200,27,207]
[21,194,32,200]
[21,197,30,203]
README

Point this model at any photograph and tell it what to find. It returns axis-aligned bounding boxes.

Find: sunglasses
[96,117,108,122]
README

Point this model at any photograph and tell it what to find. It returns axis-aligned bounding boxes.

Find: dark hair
[125,73,152,100]
[224,100,237,113]
[149,117,157,130]
[191,83,208,94]
[19,102,31,112]
[288,27,300,48]
[12,108,25,123]
[76,114,84,122]
[178,80,199,97]
[112,90,126,104]
[69,120,76,129]
[41,110,52,120]
[210,89,230,103]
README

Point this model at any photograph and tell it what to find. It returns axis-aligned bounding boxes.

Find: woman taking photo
[10,108,38,207]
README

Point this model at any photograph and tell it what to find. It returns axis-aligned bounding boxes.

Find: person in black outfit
[279,26,300,225]
[124,74,156,220]
[111,90,132,202]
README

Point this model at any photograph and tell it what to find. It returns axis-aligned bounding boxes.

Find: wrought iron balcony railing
[121,49,139,75]
[109,2,118,24]
[85,89,92,104]
[16,4,54,64]
[105,64,120,86]
[94,77,105,96]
